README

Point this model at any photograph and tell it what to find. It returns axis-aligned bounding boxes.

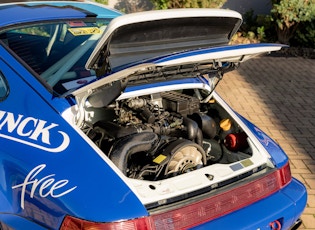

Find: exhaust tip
[290,218,302,230]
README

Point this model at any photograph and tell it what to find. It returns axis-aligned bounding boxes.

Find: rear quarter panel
[0,46,147,229]
[237,113,289,168]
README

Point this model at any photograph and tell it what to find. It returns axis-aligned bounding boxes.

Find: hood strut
[201,61,237,103]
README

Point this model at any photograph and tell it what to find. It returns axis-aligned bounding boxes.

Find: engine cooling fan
[164,139,207,176]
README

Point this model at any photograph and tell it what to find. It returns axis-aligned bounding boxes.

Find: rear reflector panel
[61,163,291,230]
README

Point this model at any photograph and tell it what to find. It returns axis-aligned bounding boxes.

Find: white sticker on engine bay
[0,110,70,153]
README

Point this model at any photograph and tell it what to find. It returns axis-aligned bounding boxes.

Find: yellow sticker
[153,154,167,164]
[241,159,253,167]
[68,27,101,36]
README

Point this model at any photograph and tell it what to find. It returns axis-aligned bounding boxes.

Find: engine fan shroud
[163,139,207,176]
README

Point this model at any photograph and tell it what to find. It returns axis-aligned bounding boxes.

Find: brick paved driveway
[216,56,315,229]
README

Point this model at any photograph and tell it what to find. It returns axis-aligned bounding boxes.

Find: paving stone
[305,178,315,190]
[308,195,315,208]
[300,214,315,229]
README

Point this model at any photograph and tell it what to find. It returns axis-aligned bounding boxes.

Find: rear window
[0,19,111,95]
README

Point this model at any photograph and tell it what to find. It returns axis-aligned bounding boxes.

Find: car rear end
[0,3,307,229]
[60,88,307,230]
[60,8,307,230]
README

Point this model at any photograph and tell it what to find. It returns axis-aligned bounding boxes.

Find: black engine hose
[189,113,217,139]
[183,117,203,145]
[109,132,159,175]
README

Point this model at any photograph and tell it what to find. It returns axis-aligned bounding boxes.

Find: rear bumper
[192,178,307,230]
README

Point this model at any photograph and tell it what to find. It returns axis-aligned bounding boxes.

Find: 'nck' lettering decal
[0,110,70,152]
[12,164,77,209]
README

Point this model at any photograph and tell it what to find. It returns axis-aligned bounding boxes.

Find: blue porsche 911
[0,1,307,229]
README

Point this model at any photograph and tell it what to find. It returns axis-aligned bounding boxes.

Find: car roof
[0,1,121,28]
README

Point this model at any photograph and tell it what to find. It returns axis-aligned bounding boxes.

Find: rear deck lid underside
[86,9,243,73]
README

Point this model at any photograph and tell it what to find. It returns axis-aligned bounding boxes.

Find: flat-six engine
[85,91,251,181]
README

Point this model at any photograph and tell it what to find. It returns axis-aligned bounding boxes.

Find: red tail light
[60,163,292,230]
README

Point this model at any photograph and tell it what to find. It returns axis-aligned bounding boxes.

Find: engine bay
[83,90,252,181]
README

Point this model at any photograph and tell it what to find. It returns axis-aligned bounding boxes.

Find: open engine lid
[72,9,285,106]
[86,8,243,73]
